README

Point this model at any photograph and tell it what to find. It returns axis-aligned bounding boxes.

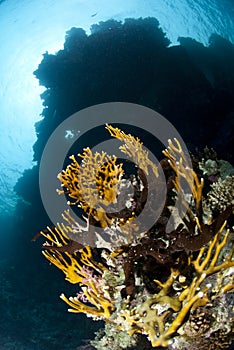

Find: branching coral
[106,124,159,178]
[57,147,124,227]
[109,222,233,347]
[60,266,115,319]
[163,138,204,219]
[37,125,234,349]
[42,224,105,283]
[41,224,115,318]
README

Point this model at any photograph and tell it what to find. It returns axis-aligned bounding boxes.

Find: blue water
[0,0,234,217]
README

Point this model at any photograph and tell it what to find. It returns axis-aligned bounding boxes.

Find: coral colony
[39,125,234,349]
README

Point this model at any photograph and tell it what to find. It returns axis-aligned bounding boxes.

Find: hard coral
[206,174,234,214]
[37,125,234,349]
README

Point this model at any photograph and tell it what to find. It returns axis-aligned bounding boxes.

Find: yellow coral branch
[79,246,106,274]
[163,138,204,217]
[153,289,208,347]
[193,227,234,275]
[60,273,115,319]
[42,250,84,284]
[60,293,113,318]
[154,269,180,296]
[42,222,106,282]
[106,124,158,178]
[41,224,69,247]
[57,147,124,227]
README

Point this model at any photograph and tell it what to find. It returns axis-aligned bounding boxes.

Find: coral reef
[206,175,234,214]
[38,125,234,349]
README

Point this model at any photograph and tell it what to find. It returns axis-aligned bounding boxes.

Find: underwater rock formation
[15,17,234,238]
[38,125,234,349]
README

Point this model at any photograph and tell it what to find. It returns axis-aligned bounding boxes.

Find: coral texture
[206,175,234,213]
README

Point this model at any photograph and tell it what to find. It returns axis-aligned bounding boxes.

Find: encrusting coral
[36,124,234,349]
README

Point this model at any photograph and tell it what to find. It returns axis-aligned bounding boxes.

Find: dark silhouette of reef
[16,17,234,235]
[32,19,234,163]
[11,17,234,350]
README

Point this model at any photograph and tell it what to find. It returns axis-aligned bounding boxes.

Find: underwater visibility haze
[0,0,234,349]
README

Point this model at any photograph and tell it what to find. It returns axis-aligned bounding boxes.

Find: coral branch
[106,124,158,178]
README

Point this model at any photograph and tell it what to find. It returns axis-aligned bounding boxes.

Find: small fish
[91,12,97,17]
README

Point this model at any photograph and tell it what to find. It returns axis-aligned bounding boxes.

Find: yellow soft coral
[41,218,116,318]
[41,222,106,283]
[106,124,158,178]
[57,147,124,227]
[163,138,204,216]
[60,280,115,319]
